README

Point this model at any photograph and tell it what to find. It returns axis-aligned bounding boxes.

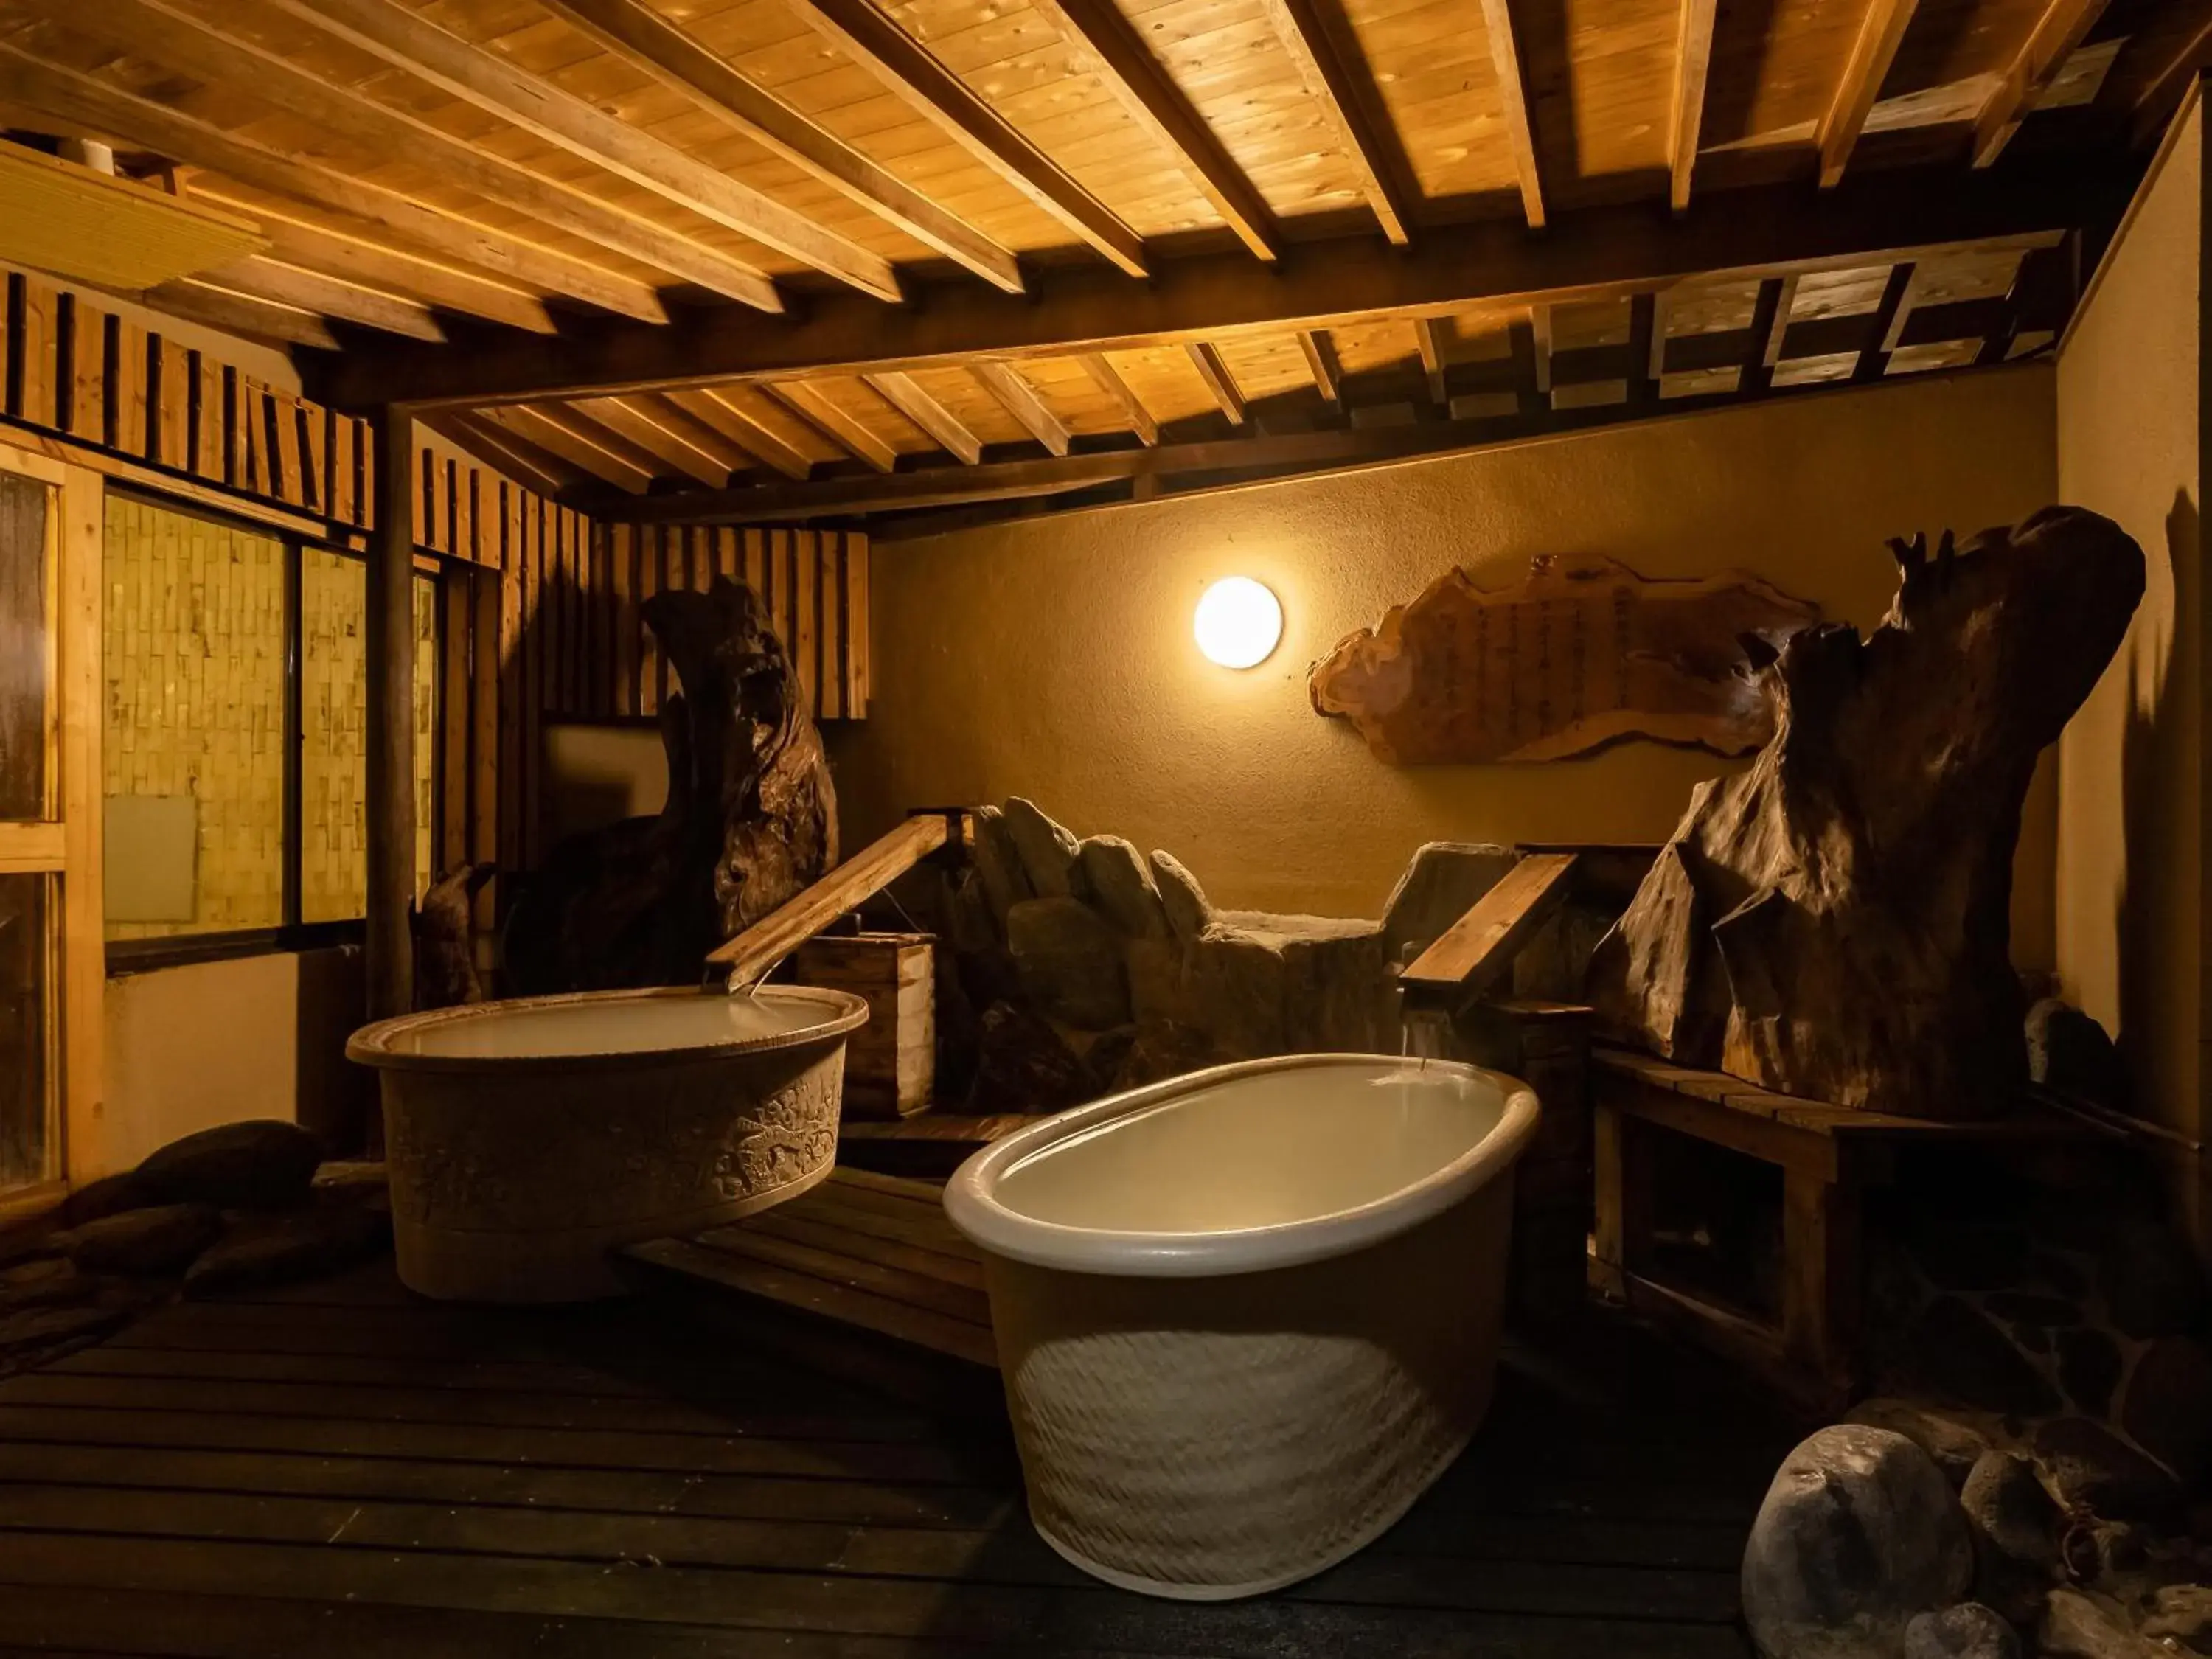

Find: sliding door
[0,441,101,1211]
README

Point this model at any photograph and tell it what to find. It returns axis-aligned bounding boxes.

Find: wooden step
[623,1169,1001,1414]
[837,1111,1033,1178]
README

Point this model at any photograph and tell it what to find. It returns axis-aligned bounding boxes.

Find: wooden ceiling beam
[1531,304,1554,396]
[1627,292,1659,405]
[1478,0,1546,229]
[1670,0,1718,211]
[1741,273,1796,392]
[1298,329,1342,405]
[1854,262,1917,380]
[1025,0,1279,261]
[863,372,983,465]
[312,163,2115,409]
[425,410,582,498]
[2135,18,2212,145]
[757,382,892,474]
[1187,342,1248,425]
[538,0,1019,293]
[1254,0,1411,243]
[12,0,782,311]
[144,278,340,350]
[262,0,897,302]
[1818,0,1921,188]
[0,41,667,323]
[1973,0,2112,167]
[1413,317,1447,405]
[971,362,1071,456]
[664,388,815,480]
[481,405,660,493]
[186,183,557,335]
[1079,352,1158,444]
[780,0,1146,277]
[574,395,740,487]
[207,257,447,342]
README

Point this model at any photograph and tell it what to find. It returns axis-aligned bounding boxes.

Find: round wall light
[1193,577,1283,669]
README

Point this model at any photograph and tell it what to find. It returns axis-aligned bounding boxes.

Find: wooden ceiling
[0,0,2197,531]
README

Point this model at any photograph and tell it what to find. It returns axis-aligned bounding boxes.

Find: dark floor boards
[0,1251,1801,1657]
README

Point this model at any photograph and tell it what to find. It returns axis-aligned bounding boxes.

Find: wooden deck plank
[743,1210,990,1291]
[773,1190,982,1256]
[823,1167,951,1206]
[688,1226,994,1326]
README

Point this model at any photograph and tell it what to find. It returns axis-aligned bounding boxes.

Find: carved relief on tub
[720,1071,842,1198]
[1308,554,1820,765]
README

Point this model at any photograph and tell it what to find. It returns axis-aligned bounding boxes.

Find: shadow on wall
[2114,487,2197,1136]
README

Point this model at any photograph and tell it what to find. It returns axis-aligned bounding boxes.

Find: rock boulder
[135,1120,324,1211]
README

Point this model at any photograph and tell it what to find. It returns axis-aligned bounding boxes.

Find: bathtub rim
[942,1052,1539,1279]
[345,983,869,1077]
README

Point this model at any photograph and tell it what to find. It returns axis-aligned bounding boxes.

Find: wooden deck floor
[0,1224,1802,1658]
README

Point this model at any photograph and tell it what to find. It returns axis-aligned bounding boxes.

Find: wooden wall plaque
[1309,555,1820,765]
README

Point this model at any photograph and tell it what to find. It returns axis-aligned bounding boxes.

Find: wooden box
[795,933,935,1120]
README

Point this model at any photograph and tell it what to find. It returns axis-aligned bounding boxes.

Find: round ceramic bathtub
[349,984,867,1303]
[944,1052,1540,1601]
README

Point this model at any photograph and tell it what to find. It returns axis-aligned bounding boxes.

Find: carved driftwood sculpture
[1588,507,2145,1121]
[505,579,837,994]
[1310,555,1820,763]
[412,863,494,1009]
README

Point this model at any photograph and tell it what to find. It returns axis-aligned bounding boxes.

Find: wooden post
[366,408,416,1024]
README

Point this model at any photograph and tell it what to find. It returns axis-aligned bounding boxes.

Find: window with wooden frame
[101,490,437,969]
[0,439,101,1208]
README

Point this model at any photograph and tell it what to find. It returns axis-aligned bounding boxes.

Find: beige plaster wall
[829,368,2062,964]
[2054,100,2205,1215]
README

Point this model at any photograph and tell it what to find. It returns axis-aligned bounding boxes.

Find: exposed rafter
[759,382,895,474]
[8,0,783,311]
[0,41,669,322]
[428,410,581,498]
[1818,0,1922,188]
[1972,0,2111,166]
[1854,262,1918,379]
[1670,0,1719,211]
[147,278,339,349]
[666,388,816,481]
[1187,342,1248,425]
[1079,353,1159,444]
[1253,0,1411,244]
[575,395,740,487]
[537,0,1020,293]
[208,257,446,342]
[864,372,984,465]
[971,362,1071,456]
[1742,274,1797,392]
[1299,329,1342,404]
[1024,0,1279,261]
[1628,291,1660,404]
[779,0,1147,276]
[482,404,660,493]
[187,183,558,335]
[261,0,897,302]
[1413,317,1448,404]
[2135,17,2212,144]
[1478,0,1546,229]
[1530,305,1554,397]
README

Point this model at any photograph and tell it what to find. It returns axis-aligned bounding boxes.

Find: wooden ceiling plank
[781,0,1147,276]
[1818,0,1923,188]
[262,0,898,302]
[211,256,447,342]
[864,372,984,464]
[310,164,2110,409]
[426,409,582,497]
[1627,292,1658,405]
[538,0,1020,293]
[579,395,737,487]
[1975,0,2112,167]
[1531,303,1554,395]
[667,387,817,480]
[1023,0,1279,261]
[759,381,894,474]
[1670,0,1718,212]
[186,182,557,334]
[1298,329,1341,404]
[2135,17,2212,144]
[1186,341,1248,425]
[1079,352,1158,443]
[1253,0,1411,244]
[145,278,340,349]
[1854,262,1917,380]
[0,39,667,322]
[1741,273,1795,392]
[1413,316,1447,404]
[971,361,1072,456]
[1478,0,1545,229]
[13,0,782,312]
[485,404,659,493]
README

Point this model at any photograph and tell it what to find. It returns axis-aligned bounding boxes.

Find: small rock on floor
[2040,1587,2160,1658]
[2141,1583,2212,1655]
[1904,1602,2020,1659]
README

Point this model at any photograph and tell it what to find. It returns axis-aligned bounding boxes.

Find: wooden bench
[625,1168,999,1413]
[1590,1046,2090,1409]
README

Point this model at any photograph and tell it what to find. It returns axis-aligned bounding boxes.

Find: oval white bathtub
[944,1053,1540,1601]
[349,985,867,1303]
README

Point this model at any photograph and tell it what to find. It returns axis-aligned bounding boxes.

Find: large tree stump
[1588,507,2144,1121]
[505,579,837,994]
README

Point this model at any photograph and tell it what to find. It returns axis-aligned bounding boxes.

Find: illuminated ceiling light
[1193,577,1282,669]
